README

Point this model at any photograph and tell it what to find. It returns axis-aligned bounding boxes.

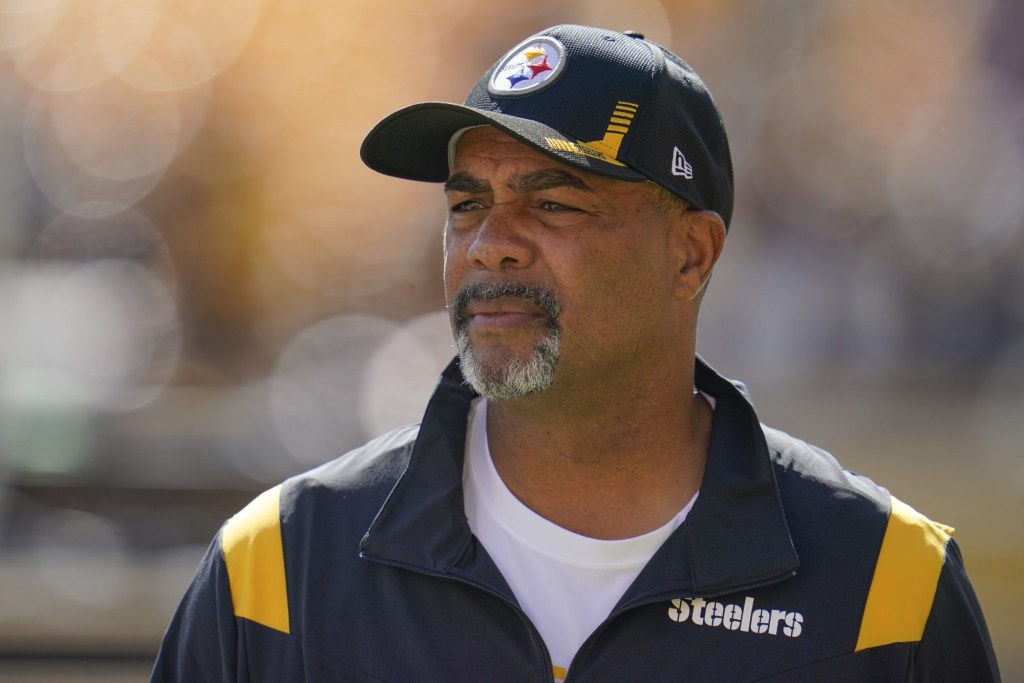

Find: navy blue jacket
[151,358,1000,681]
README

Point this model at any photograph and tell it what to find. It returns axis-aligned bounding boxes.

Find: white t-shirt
[462,398,696,681]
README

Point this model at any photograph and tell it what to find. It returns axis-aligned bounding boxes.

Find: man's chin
[463,346,535,371]
[456,333,559,401]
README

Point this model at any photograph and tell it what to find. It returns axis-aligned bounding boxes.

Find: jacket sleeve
[913,538,1001,682]
[149,531,240,683]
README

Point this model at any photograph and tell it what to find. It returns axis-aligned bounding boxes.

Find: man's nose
[466,203,536,272]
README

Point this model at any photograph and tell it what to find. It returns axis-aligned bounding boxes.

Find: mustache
[451,282,562,331]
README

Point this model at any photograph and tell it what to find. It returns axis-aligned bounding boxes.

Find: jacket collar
[360,357,799,599]
[621,359,798,604]
[360,359,477,571]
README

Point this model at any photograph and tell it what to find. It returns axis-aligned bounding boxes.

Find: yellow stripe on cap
[221,484,291,634]
[855,496,953,652]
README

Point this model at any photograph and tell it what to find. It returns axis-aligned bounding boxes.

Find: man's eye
[538,200,578,213]
[450,199,484,213]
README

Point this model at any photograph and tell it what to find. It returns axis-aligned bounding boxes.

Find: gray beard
[450,282,562,400]
[456,326,560,400]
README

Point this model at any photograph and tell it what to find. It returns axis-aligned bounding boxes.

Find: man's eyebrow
[444,168,596,194]
[444,172,490,194]
[509,169,595,193]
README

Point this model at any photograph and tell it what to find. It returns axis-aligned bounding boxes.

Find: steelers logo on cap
[488,36,565,96]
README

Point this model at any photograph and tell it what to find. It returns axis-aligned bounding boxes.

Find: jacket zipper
[563,569,798,682]
[361,552,556,682]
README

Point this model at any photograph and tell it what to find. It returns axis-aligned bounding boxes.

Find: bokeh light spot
[271,314,399,467]
[360,310,454,436]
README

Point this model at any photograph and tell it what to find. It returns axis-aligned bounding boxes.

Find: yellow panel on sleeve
[221,484,291,634]
[854,496,953,652]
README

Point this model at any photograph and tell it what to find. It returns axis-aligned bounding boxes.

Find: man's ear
[671,210,726,301]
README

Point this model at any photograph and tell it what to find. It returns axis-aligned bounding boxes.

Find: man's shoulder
[291,423,421,493]
[222,424,421,546]
[282,423,421,519]
[198,424,425,641]
[761,424,891,513]
[758,424,964,656]
[761,422,954,574]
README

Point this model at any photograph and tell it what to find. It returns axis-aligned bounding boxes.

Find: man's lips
[451,282,561,336]
[464,300,546,331]
[468,311,544,331]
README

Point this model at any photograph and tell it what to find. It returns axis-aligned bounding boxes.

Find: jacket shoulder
[288,423,420,494]
[762,424,890,509]
[279,423,420,540]
[220,484,291,634]
[217,424,421,635]
[762,424,958,653]
[855,497,954,652]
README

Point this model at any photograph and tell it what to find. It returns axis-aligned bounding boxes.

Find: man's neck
[484,369,712,540]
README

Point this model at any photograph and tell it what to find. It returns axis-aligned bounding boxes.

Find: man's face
[444,127,684,400]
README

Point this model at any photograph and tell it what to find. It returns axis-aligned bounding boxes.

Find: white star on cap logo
[489,36,566,96]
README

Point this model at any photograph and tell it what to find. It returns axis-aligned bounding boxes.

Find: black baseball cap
[360,24,734,228]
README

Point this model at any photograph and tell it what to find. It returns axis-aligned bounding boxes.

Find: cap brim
[360,102,647,183]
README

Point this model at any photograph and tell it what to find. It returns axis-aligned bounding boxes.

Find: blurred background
[0,0,1021,680]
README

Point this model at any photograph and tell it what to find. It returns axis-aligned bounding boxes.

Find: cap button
[622,30,645,39]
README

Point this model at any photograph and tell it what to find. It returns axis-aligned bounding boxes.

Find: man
[151,25,1000,681]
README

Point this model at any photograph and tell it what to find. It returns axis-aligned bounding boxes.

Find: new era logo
[672,147,693,179]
